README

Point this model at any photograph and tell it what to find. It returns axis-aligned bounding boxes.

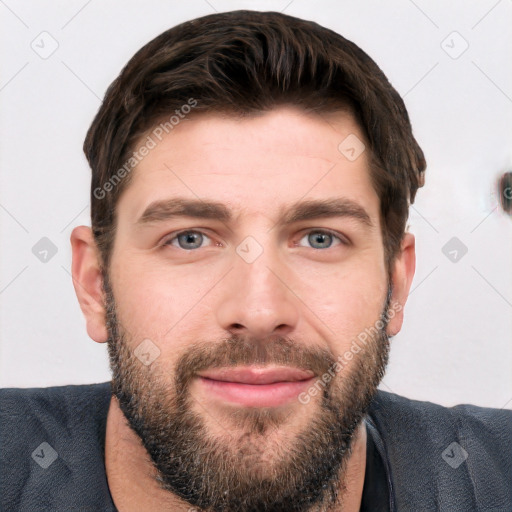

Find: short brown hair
[84,10,425,277]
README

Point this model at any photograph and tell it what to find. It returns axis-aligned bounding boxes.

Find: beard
[103,273,392,512]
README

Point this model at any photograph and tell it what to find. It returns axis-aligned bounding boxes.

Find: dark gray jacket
[0,382,510,511]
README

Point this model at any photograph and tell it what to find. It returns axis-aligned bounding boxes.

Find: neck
[105,395,367,511]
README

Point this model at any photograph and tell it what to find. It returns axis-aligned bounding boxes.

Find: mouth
[196,366,316,407]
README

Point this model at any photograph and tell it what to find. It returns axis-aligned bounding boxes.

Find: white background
[1,0,511,410]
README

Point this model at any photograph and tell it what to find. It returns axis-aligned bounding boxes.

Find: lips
[196,366,315,407]
[197,366,315,385]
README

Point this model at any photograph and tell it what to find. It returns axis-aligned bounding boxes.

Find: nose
[215,245,300,339]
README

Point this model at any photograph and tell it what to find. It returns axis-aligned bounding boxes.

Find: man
[1,10,510,512]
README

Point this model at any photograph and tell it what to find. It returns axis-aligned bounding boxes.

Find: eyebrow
[136,197,374,229]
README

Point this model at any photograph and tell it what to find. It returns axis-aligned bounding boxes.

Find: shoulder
[372,388,511,420]
[369,389,512,464]
[0,380,111,405]
[0,382,114,511]
[367,390,512,510]
[0,381,112,435]
[0,381,113,458]
[370,389,512,441]
[0,380,111,406]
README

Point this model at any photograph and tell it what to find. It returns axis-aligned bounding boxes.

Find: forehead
[117,106,380,224]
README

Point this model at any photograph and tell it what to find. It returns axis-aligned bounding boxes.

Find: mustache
[173,334,337,390]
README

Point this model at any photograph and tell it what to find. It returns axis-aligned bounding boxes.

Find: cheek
[110,261,217,347]
[292,258,387,350]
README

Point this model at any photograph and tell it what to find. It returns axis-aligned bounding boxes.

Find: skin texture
[71,106,416,511]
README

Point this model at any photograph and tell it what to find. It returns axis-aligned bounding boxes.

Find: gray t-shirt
[1,382,510,511]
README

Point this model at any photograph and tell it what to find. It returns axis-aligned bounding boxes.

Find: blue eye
[162,229,346,251]
[165,231,211,250]
[298,230,345,249]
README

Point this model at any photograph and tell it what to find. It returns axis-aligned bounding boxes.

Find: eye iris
[174,232,336,250]
[178,232,203,249]
[308,232,332,249]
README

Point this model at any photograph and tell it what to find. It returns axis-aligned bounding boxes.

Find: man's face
[105,106,392,511]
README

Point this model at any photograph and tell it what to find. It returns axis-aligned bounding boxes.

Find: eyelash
[161,229,349,250]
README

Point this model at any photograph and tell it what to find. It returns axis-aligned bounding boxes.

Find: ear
[386,232,416,337]
[70,226,108,343]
